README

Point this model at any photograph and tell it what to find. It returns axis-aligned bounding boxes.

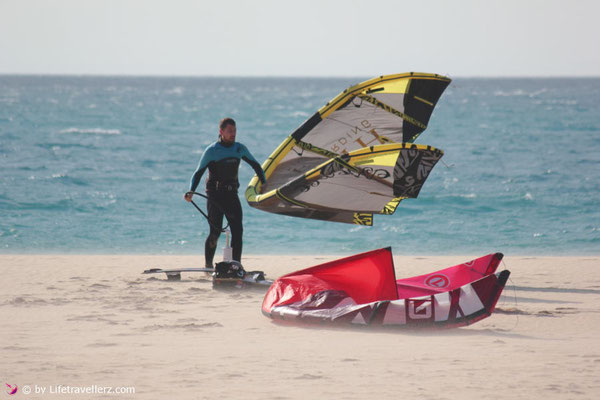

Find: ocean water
[1,75,598,256]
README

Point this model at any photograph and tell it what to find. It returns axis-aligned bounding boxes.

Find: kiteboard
[213,270,273,290]
[211,261,273,290]
[142,265,273,288]
[142,267,213,281]
[145,231,272,288]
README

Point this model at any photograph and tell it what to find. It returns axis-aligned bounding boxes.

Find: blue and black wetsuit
[189,138,266,267]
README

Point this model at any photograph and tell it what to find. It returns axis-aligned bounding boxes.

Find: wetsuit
[189,138,266,267]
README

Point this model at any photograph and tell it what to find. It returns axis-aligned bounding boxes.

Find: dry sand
[1,253,599,399]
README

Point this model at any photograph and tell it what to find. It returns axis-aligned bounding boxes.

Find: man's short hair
[219,117,236,130]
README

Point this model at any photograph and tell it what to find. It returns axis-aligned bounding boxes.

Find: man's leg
[205,193,224,268]
[225,194,243,262]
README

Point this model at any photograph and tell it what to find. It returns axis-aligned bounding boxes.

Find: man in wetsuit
[184,118,266,268]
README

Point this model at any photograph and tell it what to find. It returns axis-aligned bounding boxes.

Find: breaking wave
[59,127,122,135]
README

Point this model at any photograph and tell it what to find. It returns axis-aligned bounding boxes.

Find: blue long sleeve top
[189,140,266,192]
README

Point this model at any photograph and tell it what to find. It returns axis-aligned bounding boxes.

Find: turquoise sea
[1,76,598,255]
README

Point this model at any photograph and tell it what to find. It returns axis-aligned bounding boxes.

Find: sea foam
[59,128,121,135]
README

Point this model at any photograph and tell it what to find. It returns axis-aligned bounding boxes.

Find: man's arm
[189,164,208,192]
[240,144,266,184]
[186,148,212,200]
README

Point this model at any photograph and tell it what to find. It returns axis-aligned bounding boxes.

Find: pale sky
[1,0,599,77]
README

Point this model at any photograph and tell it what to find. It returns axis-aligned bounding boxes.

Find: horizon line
[1,72,599,79]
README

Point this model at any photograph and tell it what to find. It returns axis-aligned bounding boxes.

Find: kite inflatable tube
[262,248,509,329]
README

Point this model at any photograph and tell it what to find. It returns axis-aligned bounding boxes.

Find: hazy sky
[1,0,599,77]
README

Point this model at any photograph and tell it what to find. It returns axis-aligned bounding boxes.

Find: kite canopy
[262,248,510,329]
[246,73,451,225]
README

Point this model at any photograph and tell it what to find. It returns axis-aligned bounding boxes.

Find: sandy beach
[1,253,599,399]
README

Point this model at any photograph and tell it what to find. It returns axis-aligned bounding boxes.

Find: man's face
[220,124,236,144]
